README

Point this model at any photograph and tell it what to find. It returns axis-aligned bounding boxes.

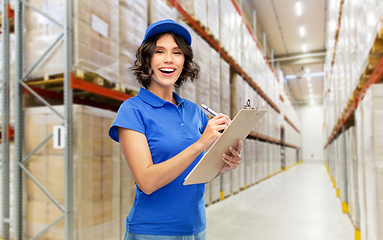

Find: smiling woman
[150,34,186,92]
[108,19,242,240]
[131,30,199,90]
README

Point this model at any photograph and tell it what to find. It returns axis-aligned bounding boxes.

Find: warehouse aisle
[206,161,354,240]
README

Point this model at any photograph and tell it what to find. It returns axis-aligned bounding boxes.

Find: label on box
[53,125,65,149]
[91,14,109,38]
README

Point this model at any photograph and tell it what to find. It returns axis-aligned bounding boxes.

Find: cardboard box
[25,112,49,155]
[220,59,231,116]
[47,155,65,204]
[26,155,48,201]
[46,201,65,240]
[210,177,220,203]
[230,73,243,119]
[222,171,231,197]
[27,200,48,239]
[25,105,127,240]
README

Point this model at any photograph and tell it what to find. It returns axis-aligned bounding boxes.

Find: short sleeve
[199,107,209,134]
[108,101,146,142]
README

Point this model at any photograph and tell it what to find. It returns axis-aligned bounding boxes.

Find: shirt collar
[138,88,184,107]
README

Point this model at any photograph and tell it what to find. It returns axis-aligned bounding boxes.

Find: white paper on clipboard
[184,108,267,185]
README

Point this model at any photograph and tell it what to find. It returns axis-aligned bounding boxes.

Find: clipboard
[184,103,266,185]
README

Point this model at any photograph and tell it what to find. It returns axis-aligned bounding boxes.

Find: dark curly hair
[130,31,200,89]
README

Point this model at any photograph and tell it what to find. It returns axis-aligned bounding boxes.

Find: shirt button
[181,123,184,127]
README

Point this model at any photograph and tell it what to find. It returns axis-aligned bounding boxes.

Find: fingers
[212,113,231,124]
[229,146,241,160]
[208,114,231,133]
[222,156,239,170]
[222,147,241,169]
[236,139,243,154]
[221,140,242,172]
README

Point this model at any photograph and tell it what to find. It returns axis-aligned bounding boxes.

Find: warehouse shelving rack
[11,0,75,239]
[323,1,383,237]
[283,115,300,134]
[1,1,13,239]
[322,0,350,221]
[323,0,383,149]
[323,54,383,218]
[168,0,301,150]
[0,3,14,34]
[324,55,383,149]
[168,0,281,114]
[25,73,133,112]
[1,1,133,239]
[231,0,302,142]
[230,0,302,151]
[323,0,383,150]
[228,0,301,151]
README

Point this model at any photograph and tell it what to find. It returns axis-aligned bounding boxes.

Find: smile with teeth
[159,68,176,74]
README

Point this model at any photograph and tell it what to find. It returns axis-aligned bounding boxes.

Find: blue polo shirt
[109,88,209,235]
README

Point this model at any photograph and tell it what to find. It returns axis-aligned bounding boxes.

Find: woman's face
[150,34,185,90]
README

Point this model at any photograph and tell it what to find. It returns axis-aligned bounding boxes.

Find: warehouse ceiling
[244,0,327,105]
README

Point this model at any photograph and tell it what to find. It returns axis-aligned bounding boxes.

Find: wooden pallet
[356,33,383,91]
[0,14,15,33]
[25,73,65,91]
[24,71,138,110]
[184,16,207,32]
[183,17,232,59]
[74,69,116,89]
[205,28,219,44]
[367,53,381,70]
[371,36,383,54]
[378,27,383,39]
[24,70,139,97]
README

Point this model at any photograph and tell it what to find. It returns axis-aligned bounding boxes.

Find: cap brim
[143,20,192,46]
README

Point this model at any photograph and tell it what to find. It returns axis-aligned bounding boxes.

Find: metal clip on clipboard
[244,99,258,110]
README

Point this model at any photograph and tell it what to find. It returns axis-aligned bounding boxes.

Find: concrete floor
[206,161,355,240]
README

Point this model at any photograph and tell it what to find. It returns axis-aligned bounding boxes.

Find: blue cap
[142,19,192,46]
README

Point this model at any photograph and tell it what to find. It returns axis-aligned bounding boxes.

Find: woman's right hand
[198,113,231,151]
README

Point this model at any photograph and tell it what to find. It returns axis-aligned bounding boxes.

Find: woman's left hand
[219,139,242,174]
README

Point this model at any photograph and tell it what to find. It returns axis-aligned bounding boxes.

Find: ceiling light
[305,68,310,73]
[307,77,311,81]
[285,72,324,79]
[330,21,336,32]
[308,83,312,87]
[302,44,307,52]
[296,1,302,16]
[309,88,312,93]
[307,72,323,77]
[300,26,305,37]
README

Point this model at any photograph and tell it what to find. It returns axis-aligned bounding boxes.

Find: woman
[109,19,242,240]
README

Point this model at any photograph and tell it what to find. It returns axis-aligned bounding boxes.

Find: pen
[202,104,226,133]
[201,104,218,116]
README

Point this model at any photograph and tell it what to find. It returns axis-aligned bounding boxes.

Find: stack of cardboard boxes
[25,105,135,239]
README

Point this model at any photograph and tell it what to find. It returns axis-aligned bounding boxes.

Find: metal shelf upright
[12,0,74,239]
[1,1,12,239]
